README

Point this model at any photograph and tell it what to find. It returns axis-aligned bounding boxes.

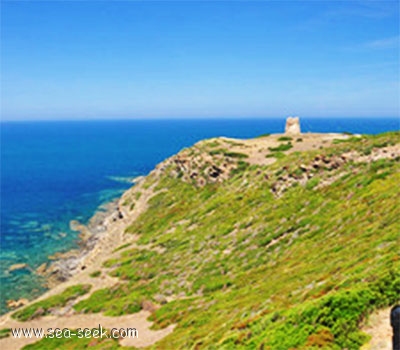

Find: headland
[1,119,399,349]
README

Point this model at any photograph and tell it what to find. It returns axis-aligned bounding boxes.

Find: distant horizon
[1,115,399,124]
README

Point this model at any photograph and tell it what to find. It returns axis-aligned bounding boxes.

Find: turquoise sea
[0,117,399,313]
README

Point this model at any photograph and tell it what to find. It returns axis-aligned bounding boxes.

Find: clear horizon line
[1,115,399,123]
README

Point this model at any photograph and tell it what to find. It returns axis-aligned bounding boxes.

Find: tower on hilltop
[285,116,301,135]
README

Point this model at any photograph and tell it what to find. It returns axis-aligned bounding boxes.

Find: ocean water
[0,117,399,313]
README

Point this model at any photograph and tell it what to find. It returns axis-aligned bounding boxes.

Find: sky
[1,0,399,121]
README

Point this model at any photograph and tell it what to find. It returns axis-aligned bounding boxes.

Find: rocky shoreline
[5,173,151,313]
[6,197,126,312]
[39,199,125,288]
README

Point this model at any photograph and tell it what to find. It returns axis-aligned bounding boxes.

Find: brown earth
[361,307,393,350]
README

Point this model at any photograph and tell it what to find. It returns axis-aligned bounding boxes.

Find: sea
[0,117,399,313]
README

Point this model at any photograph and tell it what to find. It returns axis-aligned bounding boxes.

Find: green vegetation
[25,132,400,349]
[230,161,249,176]
[89,270,101,278]
[266,151,286,159]
[269,142,293,152]
[305,177,319,190]
[135,191,142,200]
[113,243,132,253]
[333,136,362,144]
[0,328,10,339]
[278,136,293,141]
[12,285,91,321]
[209,149,248,159]
[122,199,131,206]
[256,133,270,138]
[122,191,142,208]
[224,151,248,159]
[224,139,245,147]
[205,140,221,148]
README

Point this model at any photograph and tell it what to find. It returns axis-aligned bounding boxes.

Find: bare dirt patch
[361,307,392,350]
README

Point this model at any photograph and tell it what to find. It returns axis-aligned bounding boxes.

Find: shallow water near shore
[0,117,398,314]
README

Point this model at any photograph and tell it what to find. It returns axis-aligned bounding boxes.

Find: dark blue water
[0,117,399,313]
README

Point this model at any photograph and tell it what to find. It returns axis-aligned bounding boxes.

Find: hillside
[1,131,399,349]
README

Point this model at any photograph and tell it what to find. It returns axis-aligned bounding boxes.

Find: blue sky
[1,1,399,121]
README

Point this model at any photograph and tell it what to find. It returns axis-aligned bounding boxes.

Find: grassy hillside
[15,132,400,349]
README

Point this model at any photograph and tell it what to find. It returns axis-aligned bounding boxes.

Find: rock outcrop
[155,143,237,187]
[285,116,301,135]
[8,263,28,272]
[269,145,400,197]
[6,298,29,309]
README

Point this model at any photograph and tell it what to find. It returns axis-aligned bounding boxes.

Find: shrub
[89,271,101,278]
[224,152,249,159]
[278,136,293,142]
[0,328,10,339]
[269,143,293,152]
[266,152,286,159]
[230,161,249,176]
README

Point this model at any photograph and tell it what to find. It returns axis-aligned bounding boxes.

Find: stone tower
[285,116,301,135]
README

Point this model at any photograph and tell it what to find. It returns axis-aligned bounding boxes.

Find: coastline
[3,131,350,313]
[40,174,152,287]
[4,175,150,313]
[3,119,396,312]
[41,198,125,288]
[0,130,399,349]
[41,180,153,286]
[18,132,349,291]
[0,166,180,348]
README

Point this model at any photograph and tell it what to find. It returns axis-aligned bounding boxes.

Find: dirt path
[219,133,350,166]
[0,311,174,349]
[361,307,392,350]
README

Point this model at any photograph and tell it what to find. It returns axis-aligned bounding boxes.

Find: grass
[24,131,400,349]
[230,161,249,176]
[333,136,362,144]
[305,177,320,190]
[268,142,293,152]
[113,243,132,253]
[0,328,10,339]
[224,151,248,159]
[278,136,293,141]
[266,151,286,159]
[135,191,142,200]
[209,149,248,159]
[205,140,221,148]
[89,271,101,278]
[12,285,91,322]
